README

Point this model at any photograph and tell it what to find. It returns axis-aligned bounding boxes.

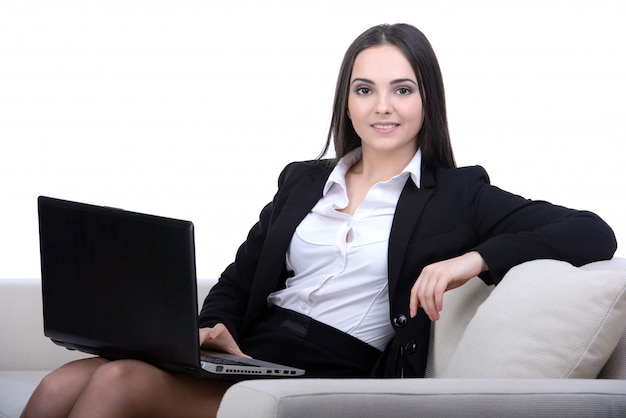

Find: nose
[376,93,392,115]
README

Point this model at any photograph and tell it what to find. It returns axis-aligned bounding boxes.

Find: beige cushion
[425,277,493,377]
[441,259,626,378]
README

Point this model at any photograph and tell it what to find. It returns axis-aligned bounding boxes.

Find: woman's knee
[79,359,161,401]
[29,370,70,405]
[88,359,142,386]
[79,360,231,417]
[21,358,107,418]
[70,360,184,417]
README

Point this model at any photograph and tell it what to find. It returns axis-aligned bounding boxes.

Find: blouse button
[392,314,408,328]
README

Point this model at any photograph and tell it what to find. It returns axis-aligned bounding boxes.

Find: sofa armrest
[217,378,626,418]
[0,278,217,371]
[0,279,89,371]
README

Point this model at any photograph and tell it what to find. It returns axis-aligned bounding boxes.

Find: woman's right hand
[199,324,251,358]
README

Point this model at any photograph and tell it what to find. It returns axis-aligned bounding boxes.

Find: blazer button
[392,314,408,328]
[405,340,417,355]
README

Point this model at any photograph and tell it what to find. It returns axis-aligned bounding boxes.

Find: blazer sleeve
[465,166,617,284]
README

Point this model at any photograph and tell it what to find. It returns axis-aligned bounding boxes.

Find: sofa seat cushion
[217,378,626,418]
[0,371,47,418]
[442,259,626,378]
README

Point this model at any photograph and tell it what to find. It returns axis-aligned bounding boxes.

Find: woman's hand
[199,324,251,358]
[409,251,488,321]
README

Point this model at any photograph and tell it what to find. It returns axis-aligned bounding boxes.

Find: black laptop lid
[38,196,202,374]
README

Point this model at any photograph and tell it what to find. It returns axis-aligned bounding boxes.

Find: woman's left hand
[409,251,488,321]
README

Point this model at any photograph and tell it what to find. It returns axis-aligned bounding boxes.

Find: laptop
[37,196,304,379]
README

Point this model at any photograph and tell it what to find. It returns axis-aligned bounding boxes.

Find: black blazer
[199,159,617,377]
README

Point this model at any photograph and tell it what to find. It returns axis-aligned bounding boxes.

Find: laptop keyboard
[201,353,258,367]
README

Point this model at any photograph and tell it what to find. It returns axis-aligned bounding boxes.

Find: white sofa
[2,258,626,418]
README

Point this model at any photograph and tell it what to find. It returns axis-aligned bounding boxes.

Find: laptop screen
[38,196,202,373]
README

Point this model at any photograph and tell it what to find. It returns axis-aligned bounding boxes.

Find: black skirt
[239,306,382,377]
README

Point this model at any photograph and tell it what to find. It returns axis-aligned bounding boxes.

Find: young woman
[22,23,617,418]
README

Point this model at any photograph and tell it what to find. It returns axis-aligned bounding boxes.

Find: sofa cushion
[217,378,626,418]
[441,259,626,378]
[0,371,48,418]
[425,277,493,378]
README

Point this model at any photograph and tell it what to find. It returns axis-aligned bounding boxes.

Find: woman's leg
[69,359,233,418]
[21,358,234,418]
[21,357,109,418]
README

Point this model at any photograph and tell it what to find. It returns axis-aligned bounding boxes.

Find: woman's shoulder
[428,164,491,187]
[284,158,336,172]
[278,158,335,186]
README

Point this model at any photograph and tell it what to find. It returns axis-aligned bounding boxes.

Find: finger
[229,345,252,359]
[419,281,433,319]
[207,323,227,339]
[421,275,439,321]
[410,268,429,318]
[434,285,444,315]
[431,278,449,321]
[199,328,210,345]
[199,324,227,348]
[409,279,421,318]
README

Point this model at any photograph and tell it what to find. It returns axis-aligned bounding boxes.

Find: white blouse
[267,148,422,350]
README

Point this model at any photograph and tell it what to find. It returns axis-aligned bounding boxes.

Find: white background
[1,0,624,279]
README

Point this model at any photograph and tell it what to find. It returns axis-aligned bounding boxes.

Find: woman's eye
[356,87,371,95]
[396,87,412,95]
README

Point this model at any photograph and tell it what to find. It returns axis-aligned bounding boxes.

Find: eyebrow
[351,77,418,86]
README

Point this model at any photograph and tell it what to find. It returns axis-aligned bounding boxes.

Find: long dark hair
[320,23,456,169]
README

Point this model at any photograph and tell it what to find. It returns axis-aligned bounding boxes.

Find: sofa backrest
[599,326,626,378]
[425,258,626,379]
[3,266,624,377]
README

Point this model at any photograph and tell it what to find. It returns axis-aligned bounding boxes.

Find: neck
[351,146,417,183]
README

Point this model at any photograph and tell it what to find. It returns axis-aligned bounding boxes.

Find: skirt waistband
[268,306,381,362]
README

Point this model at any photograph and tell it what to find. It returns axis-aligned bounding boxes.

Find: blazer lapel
[246,166,331,320]
[387,168,435,298]
[264,170,327,260]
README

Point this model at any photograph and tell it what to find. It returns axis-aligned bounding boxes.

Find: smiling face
[347,44,423,157]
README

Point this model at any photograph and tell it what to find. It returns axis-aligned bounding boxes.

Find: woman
[22,23,617,418]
